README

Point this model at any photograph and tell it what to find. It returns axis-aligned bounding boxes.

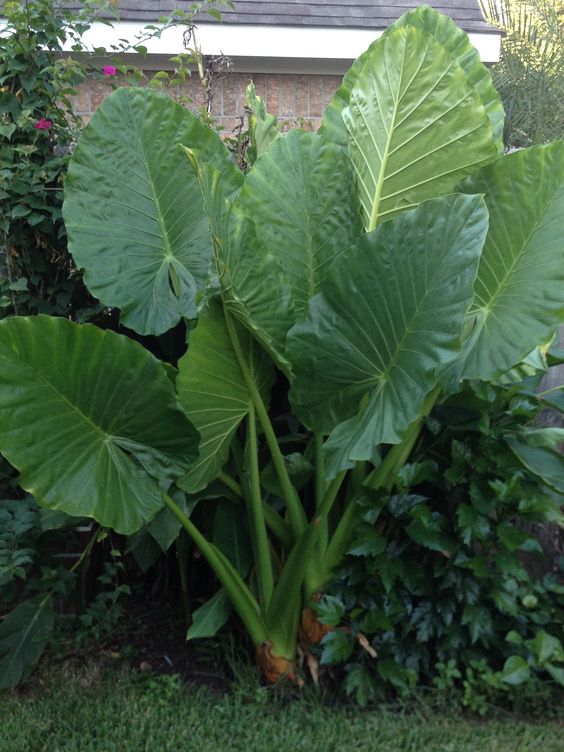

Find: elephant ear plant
[0,6,563,683]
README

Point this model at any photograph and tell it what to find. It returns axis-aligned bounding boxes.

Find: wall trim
[60,20,502,68]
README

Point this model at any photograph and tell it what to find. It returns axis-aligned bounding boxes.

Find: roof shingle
[89,1,494,33]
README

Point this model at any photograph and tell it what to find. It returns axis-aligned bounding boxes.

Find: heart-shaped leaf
[288,194,488,477]
[321,5,504,155]
[64,88,235,336]
[186,151,294,373]
[0,316,199,534]
[342,24,498,231]
[446,143,564,384]
[232,130,363,321]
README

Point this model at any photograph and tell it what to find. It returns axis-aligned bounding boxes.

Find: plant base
[256,641,296,684]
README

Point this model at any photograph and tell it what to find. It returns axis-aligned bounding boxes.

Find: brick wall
[73,71,343,132]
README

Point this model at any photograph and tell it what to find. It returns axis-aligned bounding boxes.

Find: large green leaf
[181,144,245,247]
[63,88,235,336]
[445,144,564,384]
[221,216,294,374]
[321,6,504,154]
[185,151,293,373]
[188,133,361,374]
[288,194,488,477]
[342,24,498,231]
[232,130,363,320]
[0,597,54,689]
[176,298,274,493]
[0,316,199,534]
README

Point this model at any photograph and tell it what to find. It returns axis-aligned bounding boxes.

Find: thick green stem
[246,402,274,606]
[175,533,191,626]
[162,493,268,646]
[304,469,348,599]
[323,385,443,591]
[219,471,292,547]
[263,506,293,549]
[323,496,360,577]
[351,460,369,488]
[365,385,442,492]
[313,433,328,553]
[222,304,307,538]
[218,471,242,497]
[316,470,348,523]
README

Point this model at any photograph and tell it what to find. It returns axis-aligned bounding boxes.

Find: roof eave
[63,20,502,65]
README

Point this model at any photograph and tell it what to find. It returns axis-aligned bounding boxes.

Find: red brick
[177,79,195,109]
[309,75,325,117]
[266,74,281,115]
[91,80,113,109]
[192,77,207,111]
[222,74,237,117]
[323,75,342,108]
[295,75,310,117]
[217,116,243,135]
[237,74,254,116]
[251,73,266,100]
[72,82,91,114]
[277,75,295,117]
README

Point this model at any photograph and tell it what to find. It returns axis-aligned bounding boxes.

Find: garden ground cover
[1,665,562,752]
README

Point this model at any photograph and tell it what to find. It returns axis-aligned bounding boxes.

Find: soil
[86,599,239,694]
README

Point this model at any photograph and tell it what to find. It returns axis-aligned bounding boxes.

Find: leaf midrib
[367,80,402,232]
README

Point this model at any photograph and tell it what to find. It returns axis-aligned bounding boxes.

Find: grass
[0,665,562,752]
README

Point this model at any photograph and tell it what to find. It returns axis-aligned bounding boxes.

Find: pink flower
[33,118,53,130]
[102,65,117,77]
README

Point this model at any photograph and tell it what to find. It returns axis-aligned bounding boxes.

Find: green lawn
[1,667,562,752]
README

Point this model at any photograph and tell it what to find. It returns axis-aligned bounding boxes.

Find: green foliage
[479,0,564,146]
[0,4,562,690]
[0,0,111,322]
[0,0,238,689]
[245,82,279,164]
[288,194,488,476]
[63,88,236,336]
[0,0,230,323]
[187,588,230,640]
[75,555,131,644]
[0,497,37,586]
[0,495,78,608]
[0,316,200,534]
[0,596,55,689]
[177,298,274,494]
[0,491,134,688]
[323,377,564,708]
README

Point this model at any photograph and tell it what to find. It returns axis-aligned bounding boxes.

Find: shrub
[0,5,562,691]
